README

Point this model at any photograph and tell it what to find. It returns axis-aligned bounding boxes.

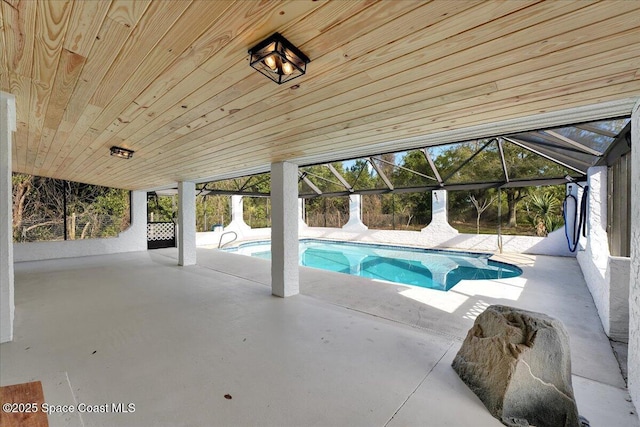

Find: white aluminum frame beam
[0,92,16,343]
[326,163,353,192]
[368,157,394,190]
[372,155,437,181]
[497,138,509,183]
[299,171,322,195]
[543,129,603,156]
[503,137,586,175]
[575,123,618,138]
[422,148,443,185]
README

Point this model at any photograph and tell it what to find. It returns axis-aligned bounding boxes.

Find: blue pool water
[224,239,521,291]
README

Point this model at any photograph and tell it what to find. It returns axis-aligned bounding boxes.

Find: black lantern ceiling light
[110,146,134,159]
[248,32,310,85]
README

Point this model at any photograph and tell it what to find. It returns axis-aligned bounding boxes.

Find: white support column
[226,195,250,233]
[129,191,149,252]
[178,181,196,266]
[342,194,368,231]
[271,162,299,297]
[629,100,640,405]
[422,189,458,235]
[1,92,16,343]
[298,198,308,231]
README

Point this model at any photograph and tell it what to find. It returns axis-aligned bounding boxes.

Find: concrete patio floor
[1,248,638,427]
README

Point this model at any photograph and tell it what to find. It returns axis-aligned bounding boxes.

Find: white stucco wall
[1,92,16,343]
[196,191,573,257]
[225,195,251,234]
[196,187,574,257]
[13,191,147,262]
[607,256,630,342]
[343,194,368,231]
[578,251,631,343]
[197,227,271,247]
[422,189,458,237]
[574,166,631,342]
[195,198,308,247]
[293,226,574,256]
[628,101,640,406]
[198,226,573,257]
[579,244,611,336]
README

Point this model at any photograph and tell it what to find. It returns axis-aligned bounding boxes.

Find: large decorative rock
[452,305,582,427]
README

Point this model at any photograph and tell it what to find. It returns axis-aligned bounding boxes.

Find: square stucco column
[226,195,250,233]
[342,194,368,231]
[1,92,16,343]
[271,162,299,297]
[629,100,640,405]
[421,190,458,235]
[178,181,196,266]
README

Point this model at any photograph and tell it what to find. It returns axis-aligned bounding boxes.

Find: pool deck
[1,248,637,426]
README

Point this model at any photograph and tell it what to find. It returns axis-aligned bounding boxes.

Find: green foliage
[196,139,572,235]
[12,174,64,241]
[196,195,229,232]
[525,189,564,236]
[12,173,31,186]
[394,152,433,225]
[244,197,271,228]
[147,194,175,222]
[12,173,131,242]
[305,196,348,227]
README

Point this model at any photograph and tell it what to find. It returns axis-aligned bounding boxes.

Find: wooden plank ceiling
[1,0,639,190]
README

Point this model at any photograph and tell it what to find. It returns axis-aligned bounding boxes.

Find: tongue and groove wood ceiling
[1,0,639,190]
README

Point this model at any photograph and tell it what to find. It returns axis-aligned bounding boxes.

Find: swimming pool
[224,239,521,291]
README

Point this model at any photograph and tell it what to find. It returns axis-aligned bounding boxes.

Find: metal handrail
[218,231,238,248]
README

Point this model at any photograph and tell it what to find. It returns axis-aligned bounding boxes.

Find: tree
[238,173,271,227]
[505,188,528,227]
[500,143,567,227]
[427,140,571,229]
[429,140,502,227]
[66,181,130,239]
[196,194,230,231]
[12,175,64,241]
[395,151,433,226]
[469,192,497,234]
[12,174,33,241]
[13,173,130,242]
[526,189,563,236]
[147,193,175,222]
